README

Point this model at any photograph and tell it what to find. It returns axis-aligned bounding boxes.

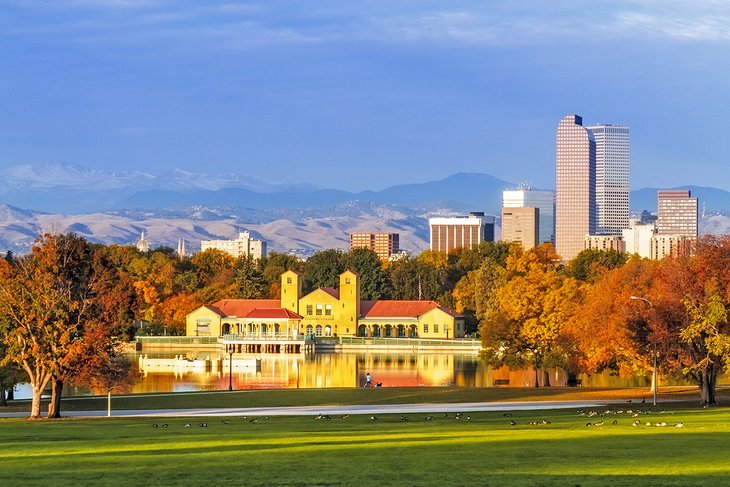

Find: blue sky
[1,1,729,192]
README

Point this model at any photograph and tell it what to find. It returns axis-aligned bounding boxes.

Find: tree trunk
[7,388,14,401]
[30,384,44,419]
[0,388,6,407]
[543,370,551,387]
[534,364,540,388]
[47,378,64,419]
[699,368,718,405]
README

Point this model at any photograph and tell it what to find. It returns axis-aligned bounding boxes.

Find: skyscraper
[350,232,400,260]
[587,124,630,235]
[502,186,555,245]
[555,115,596,261]
[657,190,698,237]
[429,212,495,254]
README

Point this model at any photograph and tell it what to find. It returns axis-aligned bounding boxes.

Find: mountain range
[0,162,728,255]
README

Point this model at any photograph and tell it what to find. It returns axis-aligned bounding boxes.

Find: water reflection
[130,351,667,394]
[14,351,721,400]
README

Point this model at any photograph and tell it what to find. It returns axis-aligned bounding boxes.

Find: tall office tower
[587,124,630,235]
[657,190,698,237]
[429,212,495,254]
[501,207,539,250]
[200,231,267,259]
[350,232,400,260]
[555,114,596,261]
[502,186,555,244]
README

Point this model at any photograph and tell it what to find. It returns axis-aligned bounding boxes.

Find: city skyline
[2,2,730,192]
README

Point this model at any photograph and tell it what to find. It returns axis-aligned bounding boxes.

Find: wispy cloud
[4,1,730,50]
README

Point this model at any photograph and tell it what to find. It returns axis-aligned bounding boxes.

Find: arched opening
[261,323,269,336]
[358,324,367,337]
[384,324,392,338]
[221,323,231,335]
[372,325,381,337]
[315,325,323,337]
[274,323,281,336]
[397,324,405,338]
[306,324,313,337]
[324,325,332,337]
[409,325,418,338]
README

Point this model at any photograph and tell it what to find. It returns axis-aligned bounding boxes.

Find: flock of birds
[149,407,685,430]
[577,407,685,428]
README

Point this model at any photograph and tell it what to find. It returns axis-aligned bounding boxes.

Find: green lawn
[3,406,729,486]
[5,385,726,413]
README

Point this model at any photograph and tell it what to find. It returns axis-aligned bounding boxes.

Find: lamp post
[228,345,234,392]
[630,296,657,406]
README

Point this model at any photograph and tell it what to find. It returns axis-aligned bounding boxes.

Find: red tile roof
[360,300,462,319]
[243,308,303,319]
[211,299,281,318]
[320,287,340,299]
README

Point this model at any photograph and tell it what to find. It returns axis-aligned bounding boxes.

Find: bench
[493,379,510,386]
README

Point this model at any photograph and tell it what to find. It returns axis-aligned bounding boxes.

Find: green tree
[232,256,267,299]
[302,249,347,294]
[346,249,392,300]
[566,248,628,282]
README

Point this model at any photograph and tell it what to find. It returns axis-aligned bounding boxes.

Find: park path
[0,400,609,418]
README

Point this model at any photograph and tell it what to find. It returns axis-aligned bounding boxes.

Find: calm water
[15,350,721,399]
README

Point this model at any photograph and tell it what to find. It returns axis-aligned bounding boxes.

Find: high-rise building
[429,212,495,254]
[657,190,698,237]
[555,114,596,261]
[200,231,267,260]
[622,223,656,258]
[587,124,630,235]
[350,233,400,260]
[502,187,555,244]
[501,207,539,250]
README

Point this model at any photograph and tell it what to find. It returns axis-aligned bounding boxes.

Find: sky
[1,1,729,192]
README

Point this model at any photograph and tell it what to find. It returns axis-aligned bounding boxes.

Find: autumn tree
[480,244,581,386]
[566,248,628,282]
[0,234,97,418]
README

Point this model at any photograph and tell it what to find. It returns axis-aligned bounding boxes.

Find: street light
[630,296,657,406]
[228,345,234,392]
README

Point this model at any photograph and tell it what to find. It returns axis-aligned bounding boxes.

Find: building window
[325,305,332,316]
[434,324,439,333]
[196,319,211,336]
[306,304,313,315]
[316,304,323,316]
[315,325,323,337]
[345,277,351,284]
[287,277,292,284]
[423,324,429,333]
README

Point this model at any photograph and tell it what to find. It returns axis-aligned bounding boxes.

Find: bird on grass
[466,416,471,421]
[510,420,517,426]
[425,415,435,421]
[400,415,409,422]
[161,424,168,428]
[221,420,230,424]
[370,416,378,421]
[593,420,604,426]
[612,420,618,425]
[249,418,258,423]
[341,414,350,420]
[675,422,685,428]
[443,412,449,418]
[152,424,159,428]
[502,412,512,417]
[632,420,641,427]
[184,423,192,428]
[199,423,208,428]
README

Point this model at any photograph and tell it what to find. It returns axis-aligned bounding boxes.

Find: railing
[222,333,305,342]
[136,336,220,345]
[316,336,482,349]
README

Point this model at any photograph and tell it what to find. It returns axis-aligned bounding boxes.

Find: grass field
[3,401,730,486]
[4,385,728,413]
